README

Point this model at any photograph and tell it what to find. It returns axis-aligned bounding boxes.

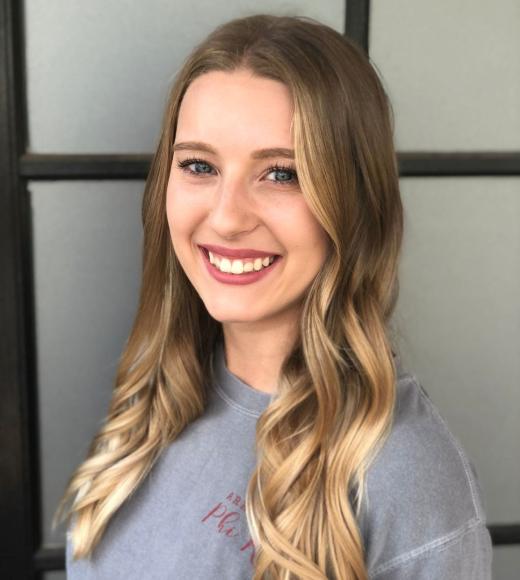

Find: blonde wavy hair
[53,14,403,580]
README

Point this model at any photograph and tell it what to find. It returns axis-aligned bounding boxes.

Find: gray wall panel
[31,181,144,544]
[393,177,520,524]
[24,0,345,153]
[370,0,520,151]
[492,545,520,580]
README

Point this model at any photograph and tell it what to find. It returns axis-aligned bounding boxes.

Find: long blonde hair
[54,14,403,579]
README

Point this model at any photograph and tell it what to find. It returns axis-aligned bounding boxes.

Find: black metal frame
[0,0,518,576]
[0,1,43,578]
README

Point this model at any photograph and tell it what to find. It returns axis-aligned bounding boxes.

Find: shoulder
[357,359,490,577]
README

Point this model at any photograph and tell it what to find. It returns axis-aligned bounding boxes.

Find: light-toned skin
[166,69,329,394]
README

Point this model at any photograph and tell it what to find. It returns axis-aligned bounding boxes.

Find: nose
[206,174,259,239]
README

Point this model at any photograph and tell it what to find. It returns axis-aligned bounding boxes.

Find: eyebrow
[173,141,295,160]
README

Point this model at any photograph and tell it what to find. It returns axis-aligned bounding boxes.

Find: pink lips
[198,243,279,259]
[199,246,281,285]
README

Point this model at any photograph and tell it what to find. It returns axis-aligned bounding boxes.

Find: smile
[208,250,275,274]
[199,247,281,285]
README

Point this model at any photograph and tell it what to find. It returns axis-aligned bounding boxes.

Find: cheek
[166,184,198,242]
[269,201,329,261]
[309,219,330,260]
[166,193,196,272]
[302,224,329,270]
[165,177,176,226]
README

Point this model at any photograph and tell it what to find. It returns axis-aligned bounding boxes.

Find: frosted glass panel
[391,177,520,523]
[31,181,144,544]
[493,546,520,580]
[370,0,520,151]
[25,0,345,153]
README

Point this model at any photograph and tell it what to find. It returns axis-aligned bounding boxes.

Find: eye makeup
[175,157,298,186]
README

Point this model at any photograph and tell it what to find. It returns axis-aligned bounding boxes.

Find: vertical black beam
[0,0,40,578]
[345,0,370,53]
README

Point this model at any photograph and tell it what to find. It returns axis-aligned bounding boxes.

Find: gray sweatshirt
[66,341,493,579]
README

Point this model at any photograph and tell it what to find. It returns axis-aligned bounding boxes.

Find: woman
[55,14,492,579]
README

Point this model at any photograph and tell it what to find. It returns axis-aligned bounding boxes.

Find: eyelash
[176,157,298,186]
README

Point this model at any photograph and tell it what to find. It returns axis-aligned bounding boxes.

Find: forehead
[175,69,294,148]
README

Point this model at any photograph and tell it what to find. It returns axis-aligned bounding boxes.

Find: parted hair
[54,14,404,579]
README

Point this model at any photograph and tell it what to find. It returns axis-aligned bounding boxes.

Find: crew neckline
[210,339,408,416]
[212,339,276,416]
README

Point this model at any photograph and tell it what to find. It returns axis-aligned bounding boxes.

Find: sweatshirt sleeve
[370,517,493,579]
[357,371,494,580]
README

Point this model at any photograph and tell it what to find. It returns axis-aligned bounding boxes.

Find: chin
[202,300,265,324]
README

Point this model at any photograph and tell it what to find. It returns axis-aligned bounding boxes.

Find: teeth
[207,251,276,275]
[220,258,231,273]
[230,260,243,274]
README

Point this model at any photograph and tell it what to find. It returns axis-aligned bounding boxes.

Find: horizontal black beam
[399,152,520,176]
[18,152,520,181]
[489,523,520,546]
[19,153,152,180]
[33,547,64,571]
[33,524,520,572]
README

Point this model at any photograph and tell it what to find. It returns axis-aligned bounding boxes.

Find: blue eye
[176,158,214,176]
[265,165,298,186]
[176,157,298,187]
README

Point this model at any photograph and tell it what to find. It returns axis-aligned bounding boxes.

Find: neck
[221,314,299,394]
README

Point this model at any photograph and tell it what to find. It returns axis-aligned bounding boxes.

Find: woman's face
[166,69,329,329]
